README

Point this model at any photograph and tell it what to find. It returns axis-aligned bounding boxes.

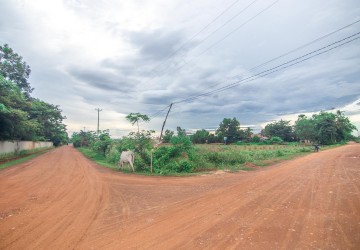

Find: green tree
[207,134,220,143]
[294,114,316,142]
[313,112,337,144]
[252,135,260,143]
[0,75,39,140]
[125,112,150,133]
[0,44,68,145]
[163,129,174,143]
[216,117,241,143]
[92,130,112,156]
[28,99,68,145]
[264,120,294,142]
[294,111,357,145]
[176,126,187,137]
[335,110,357,141]
[191,129,209,144]
[240,127,253,142]
[124,112,154,170]
[0,44,32,97]
[71,130,96,147]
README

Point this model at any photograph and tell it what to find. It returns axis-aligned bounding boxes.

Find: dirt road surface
[0,144,359,249]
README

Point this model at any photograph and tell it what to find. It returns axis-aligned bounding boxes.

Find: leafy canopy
[125,112,150,133]
[0,44,68,145]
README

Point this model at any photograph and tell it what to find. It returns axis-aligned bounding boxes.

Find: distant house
[252,133,269,141]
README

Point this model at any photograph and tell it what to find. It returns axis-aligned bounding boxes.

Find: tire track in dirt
[0,147,109,249]
[1,144,360,249]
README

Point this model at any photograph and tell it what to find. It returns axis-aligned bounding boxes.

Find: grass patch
[192,144,317,172]
[77,147,118,170]
[76,143,345,175]
[0,147,53,169]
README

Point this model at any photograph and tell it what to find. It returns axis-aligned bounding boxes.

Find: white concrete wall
[0,141,53,154]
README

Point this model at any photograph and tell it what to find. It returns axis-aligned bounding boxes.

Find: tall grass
[192,144,313,171]
[77,147,118,170]
[78,143,334,175]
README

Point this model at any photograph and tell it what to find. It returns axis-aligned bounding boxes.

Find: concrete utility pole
[159,103,173,142]
[95,108,102,133]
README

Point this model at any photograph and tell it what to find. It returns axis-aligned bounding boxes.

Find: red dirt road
[0,144,359,249]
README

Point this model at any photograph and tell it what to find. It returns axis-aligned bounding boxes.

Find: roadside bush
[173,159,193,172]
[151,136,196,174]
[269,136,283,144]
[106,145,120,165]
[134,155,149,172]
[170,136,193,152]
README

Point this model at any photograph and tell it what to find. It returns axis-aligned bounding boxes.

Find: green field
[78,143,328,175]
[192,143,315,172]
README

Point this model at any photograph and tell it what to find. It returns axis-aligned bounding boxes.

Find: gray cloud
[1,0,359,136]
[69,68,136,92]
[127,29,188,61]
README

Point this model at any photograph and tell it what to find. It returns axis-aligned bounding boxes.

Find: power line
[140,0,245,85]
[149,104,172,119]
[173,19,360,103]
[140,0,274,90]
[244,19,360,73]
[171,0,281,74]
[147,30,359,124]
[173,32,360,104]
[189,0,259,49]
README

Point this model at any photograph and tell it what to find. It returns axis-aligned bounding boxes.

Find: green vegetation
[71,117,330,175]
[0,147,53,169]
[294,111,357,144]
[71,108,357,175]
[77,147,116,170]
[0,44,68,145]
[193,144,314,171]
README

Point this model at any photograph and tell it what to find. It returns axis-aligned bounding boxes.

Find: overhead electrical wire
[144,0,283,120]
[149,104,172,119]
[242,19,360,73]
[171,0,281,73]
[139,0,245,85]
[174,0,259,59]
[141,0,276,89]
[172,19,360,101]
[147,28,360,120]
[172,32,360,104]
[161,32,358,126]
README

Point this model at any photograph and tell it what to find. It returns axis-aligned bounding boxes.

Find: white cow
[118,150,135,172]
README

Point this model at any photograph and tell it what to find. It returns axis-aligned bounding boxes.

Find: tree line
[0,44,68,146]
[263,111,357,144]
[71,111,358,174]
[162,111,356,145]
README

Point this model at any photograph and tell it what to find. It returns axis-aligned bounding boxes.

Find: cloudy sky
[1,0,359,137]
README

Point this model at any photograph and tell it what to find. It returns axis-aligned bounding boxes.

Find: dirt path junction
[0,144,359,249]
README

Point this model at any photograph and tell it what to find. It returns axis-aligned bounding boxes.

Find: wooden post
[150,150,153,173]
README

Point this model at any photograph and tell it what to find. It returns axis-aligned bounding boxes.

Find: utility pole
[159,103,173,142]
[95,108,102,133]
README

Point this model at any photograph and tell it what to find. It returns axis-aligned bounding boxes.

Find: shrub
[106,146,120,164]
[269,136,283,144]
[170,136,193,152]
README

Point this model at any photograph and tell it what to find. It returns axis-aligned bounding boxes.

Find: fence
[0,141,54,155]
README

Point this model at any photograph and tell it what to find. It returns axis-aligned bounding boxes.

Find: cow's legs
[119,161,123,170]
[129,161,134,172]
